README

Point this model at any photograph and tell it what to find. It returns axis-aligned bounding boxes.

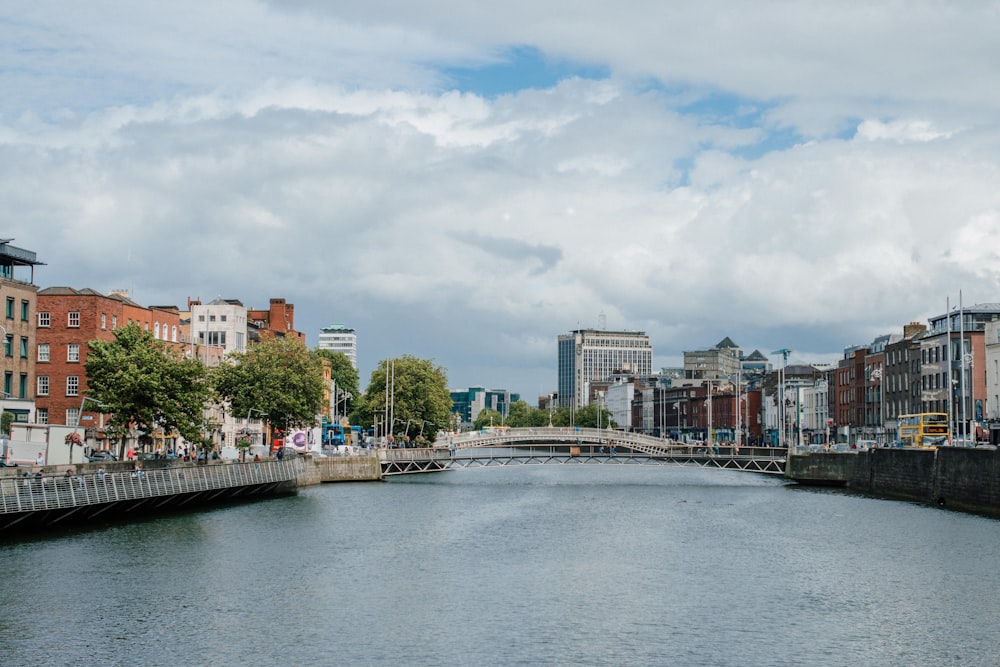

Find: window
[37,408,48,425]
[112,316,117,328]
[19,373,26,398]
[171,325,177,342]
[4,372,11,396]
[67,344,79,362]
[5,297,13,318]
[198,314,205,322]
[37,343,49,362]
[3,335,11,358]
[220,315,227,322]
[66,376,79,397]
[66,408,80,427]
[20,299,29,321]
[68,311,80,328]
[37,376,49,396]
[206,331,226,346]
[19,336,27,359]
[38,311,50,327]
[101,313,107,330]
[154,322,160,338]
[209,315,216,322]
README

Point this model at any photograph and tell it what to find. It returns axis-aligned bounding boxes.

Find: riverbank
[786,446,1000,517]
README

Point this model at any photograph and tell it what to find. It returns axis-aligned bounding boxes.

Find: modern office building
[557,328,652,410]
[450,386,520,427]
[317,324,357,369]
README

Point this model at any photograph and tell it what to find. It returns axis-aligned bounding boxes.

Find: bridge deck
[380,438,786,477]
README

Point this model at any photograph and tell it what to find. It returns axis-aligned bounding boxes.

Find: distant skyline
[4,2,1000,399]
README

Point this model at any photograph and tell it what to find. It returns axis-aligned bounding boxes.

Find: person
[35,452,44,466]
[276,446,284,462]
[253,453,261,462]
[97,466,106,482]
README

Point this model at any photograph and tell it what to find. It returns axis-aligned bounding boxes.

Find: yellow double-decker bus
[897,413,950,448]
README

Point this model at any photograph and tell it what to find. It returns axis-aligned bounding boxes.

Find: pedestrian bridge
[379,426,787,476]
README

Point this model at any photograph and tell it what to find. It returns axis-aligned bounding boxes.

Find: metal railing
[0,460,303,515]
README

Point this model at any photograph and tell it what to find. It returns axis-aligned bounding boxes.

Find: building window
[19,336,27,359]
[206,331,226,346]
[4,372,11,396]
[171,325,177,342]
[198,315,205,322]
[38,343,49,362]
[68,312,81,328]
[3,335,11,358]
[37,376,49,396]
[67,344,80,363]
[112,316,117,328]
[5,297,13,318]
[38,312,50,327]
[19,373,26,398]
[66,376,79,397]
[101,313,107,330]
[66,408,80,427]
[20,299,29,321]
[37,408,48,425]
[154,322,161,338]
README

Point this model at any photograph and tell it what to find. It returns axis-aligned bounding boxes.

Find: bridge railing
[0,460,303,515]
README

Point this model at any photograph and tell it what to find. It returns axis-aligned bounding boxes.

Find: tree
[213,336,325,435]
[472,408,504,431]
[314,349,359,418]
[352,355,451,442]
[85,323,212,453]
[506,399,550,427]
[568,403,617,429]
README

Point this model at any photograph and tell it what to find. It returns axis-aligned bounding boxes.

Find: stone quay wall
[787,447,1000,516]
[298,455,382,486]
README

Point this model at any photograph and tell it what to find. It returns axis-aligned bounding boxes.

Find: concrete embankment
[297,455,382,486]
[787,447,1000,516]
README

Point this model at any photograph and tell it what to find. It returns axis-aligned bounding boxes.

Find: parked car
[86,450,118,462]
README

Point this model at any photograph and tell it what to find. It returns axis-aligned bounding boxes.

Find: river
[2,465,998,666]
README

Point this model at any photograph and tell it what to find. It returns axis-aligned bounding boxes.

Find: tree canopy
[352,355,451,441]
[85,323,211,449]
[314,348,359,417]
[213,336,325,434]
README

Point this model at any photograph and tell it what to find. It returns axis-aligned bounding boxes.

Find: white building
[557,328,652,410]
[318,324,357,369]
[190,297,247,358]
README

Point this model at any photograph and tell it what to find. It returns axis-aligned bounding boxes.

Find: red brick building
[35,288,181,428]
[247,297,305,343]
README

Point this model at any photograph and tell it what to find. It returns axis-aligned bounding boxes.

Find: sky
[3,1,1000,400]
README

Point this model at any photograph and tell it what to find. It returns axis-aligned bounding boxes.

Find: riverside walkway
[0,459,303,535]
[379,426,787,476]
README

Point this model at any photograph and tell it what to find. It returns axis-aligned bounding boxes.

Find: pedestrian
[276,447,284,462]
[97,466,106,481]
[35,452,44,466]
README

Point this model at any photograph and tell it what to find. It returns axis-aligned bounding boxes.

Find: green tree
[472,408,504,431]
[314,349,359,417]
[505,399,551,427]
[85,323,211,453]
[213,336,325,435]
[352,355,451,443]
[568,403,617,429]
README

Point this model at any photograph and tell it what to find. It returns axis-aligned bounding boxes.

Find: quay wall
[302,455,382,485]
[787,447,1000,516]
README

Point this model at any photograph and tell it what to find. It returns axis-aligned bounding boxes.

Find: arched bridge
[379,427,786,476]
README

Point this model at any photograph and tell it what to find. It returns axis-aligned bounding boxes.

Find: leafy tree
[352,355,451,441]
[472,408,504,431]
[85,323,211,453]
[314,349,359,416]
[568,403,617,429]
[213,336,325,435]
[506,399,550,427]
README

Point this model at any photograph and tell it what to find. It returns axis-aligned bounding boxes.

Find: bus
[897,413,950,448]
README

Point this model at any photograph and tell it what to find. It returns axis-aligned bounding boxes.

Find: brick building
[247,297,305,344]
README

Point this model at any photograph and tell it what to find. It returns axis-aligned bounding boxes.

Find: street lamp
[69,396,105,464]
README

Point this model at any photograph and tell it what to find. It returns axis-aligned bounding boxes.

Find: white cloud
[3,2,1000,396]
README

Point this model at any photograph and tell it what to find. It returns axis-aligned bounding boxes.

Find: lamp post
[871,366,883,445]
[71,396,104,464]
[674,401,681,442]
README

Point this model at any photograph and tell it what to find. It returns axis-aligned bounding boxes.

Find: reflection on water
[2,466,999,666]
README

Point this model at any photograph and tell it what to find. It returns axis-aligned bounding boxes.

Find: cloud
[2,2,1000,398]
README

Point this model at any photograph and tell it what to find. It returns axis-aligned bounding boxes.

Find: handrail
[0,460,303,515]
